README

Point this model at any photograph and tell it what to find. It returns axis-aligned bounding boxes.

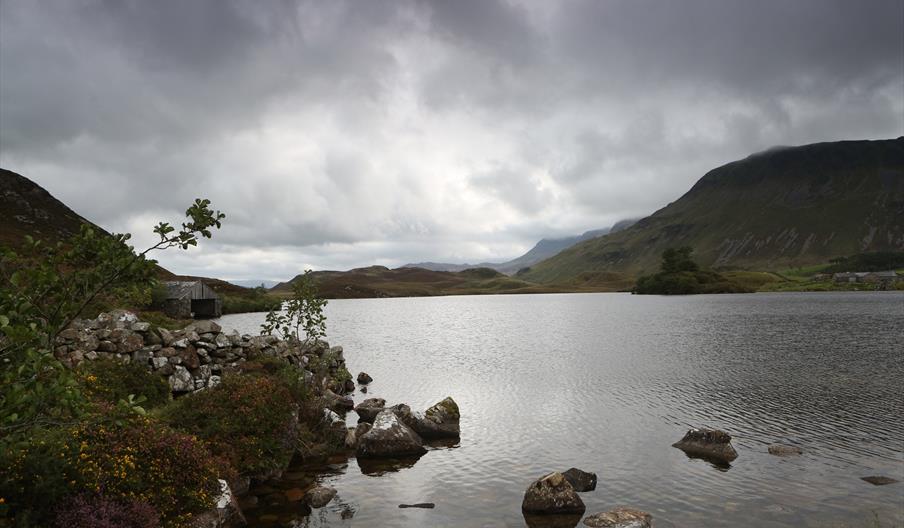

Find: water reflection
[357,456,424,476]
[522,513,583,528]
[217,292,904,527]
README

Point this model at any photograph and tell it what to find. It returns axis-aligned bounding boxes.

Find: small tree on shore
[260,270,327,345]
[0,199,225,434]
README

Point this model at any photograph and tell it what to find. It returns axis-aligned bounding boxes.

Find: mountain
[403,220,637,275]
[0,168,275,301]
[0,167,104,247]
[227,279,280,289]
[521,138,904,285]
[270,265,570,299]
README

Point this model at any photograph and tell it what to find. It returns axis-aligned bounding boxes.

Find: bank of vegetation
[0,201,347,527]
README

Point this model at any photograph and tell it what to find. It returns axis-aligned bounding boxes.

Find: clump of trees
[634,247,751,295]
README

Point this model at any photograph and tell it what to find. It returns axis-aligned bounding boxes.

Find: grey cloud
[1,0,901,278]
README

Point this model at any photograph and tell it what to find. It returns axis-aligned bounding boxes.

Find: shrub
[0,416,224,528]
[160,374,299,476]
[77,359,171,409]
[54,494,160,528]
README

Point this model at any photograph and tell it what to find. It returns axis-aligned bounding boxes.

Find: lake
[215,292,904,527]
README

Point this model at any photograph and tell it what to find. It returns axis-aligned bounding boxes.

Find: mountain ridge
[403,219,636,274]
[521,137,904,285]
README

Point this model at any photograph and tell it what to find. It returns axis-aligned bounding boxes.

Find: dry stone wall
[54,310,350,395]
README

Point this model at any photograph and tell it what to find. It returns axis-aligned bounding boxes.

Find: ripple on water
[217,292,904,527]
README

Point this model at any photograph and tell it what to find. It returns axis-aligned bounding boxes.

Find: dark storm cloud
[1,0,901,278]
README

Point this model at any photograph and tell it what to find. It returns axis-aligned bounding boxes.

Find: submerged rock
[398,503,435,509]
[861,475,899,486]
[563,468,597,492]
[354,398,387,423]
[582,507,652,527]
[305,486,337,508]
[672,428,738,463]
[356,410,427,458]
[521,472,585,515]
[357,371,373,384]
[768,444,803,457]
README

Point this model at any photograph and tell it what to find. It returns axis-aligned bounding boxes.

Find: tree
[0,199,224,434]
[660,246,699,273]
[261,270,327,345]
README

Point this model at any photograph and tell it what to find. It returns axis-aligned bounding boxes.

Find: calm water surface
[215,292,904,527]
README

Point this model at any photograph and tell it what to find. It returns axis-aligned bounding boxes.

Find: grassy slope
[271,266,576,298]
[522,138,904,286]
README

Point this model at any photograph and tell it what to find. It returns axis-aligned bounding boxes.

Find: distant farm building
[162,281,222,319]
[832,271,900,287]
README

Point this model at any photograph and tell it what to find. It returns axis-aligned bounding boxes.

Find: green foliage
[0,200,223,435]
[159,373,301,476]
[825,252,904,273]
[0,415,224,528]
[635,247,752,295]
[660,247,699,273]
[261,270,327,344]
[77,359,171,410]
[221,289,280,315]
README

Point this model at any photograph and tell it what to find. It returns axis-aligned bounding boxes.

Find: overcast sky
[1,0,902,280]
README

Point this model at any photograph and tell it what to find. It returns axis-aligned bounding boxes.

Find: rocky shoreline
[52,311,899,527]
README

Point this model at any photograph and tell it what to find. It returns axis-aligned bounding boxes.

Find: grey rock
[131,322,151,332]
[563,468,597,492]
[411,397,460,439]
[186,320,222,334]
[354,398,387,423]
[305,486,337,508]
[215,333,231,348]
[171,338,190,349]
[672,428,738,463]
[356,410,427,458]
[169,366,194,392]
[208,375,222,388]
[157,327,173,346]
[521,472,585,515]
[132,349,151,366]
[97,340,117,353]
[583,507,652,527]
[151,357,169,369]
[118,333,144,354]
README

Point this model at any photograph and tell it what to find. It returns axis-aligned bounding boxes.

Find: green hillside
[522,138,904,285]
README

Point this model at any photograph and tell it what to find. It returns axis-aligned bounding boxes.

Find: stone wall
[54,310,351,396]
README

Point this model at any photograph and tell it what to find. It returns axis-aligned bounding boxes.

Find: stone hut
[162,281,222,319]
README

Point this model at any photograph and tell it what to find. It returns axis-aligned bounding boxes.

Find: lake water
[215,292,904,527]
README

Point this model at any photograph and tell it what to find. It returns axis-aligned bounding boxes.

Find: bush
[0,416,224,528]
[77,359,171,409]
[160,374,300,476]
[54,494,160,528]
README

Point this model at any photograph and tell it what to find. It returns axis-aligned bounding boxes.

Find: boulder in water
[672,428,738,463]
[356,410,427,458]
[562,468,597,492]
[521,472,585,515]
[582,507,652,527]
[357,371,373,384]
[354,398,386,423]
